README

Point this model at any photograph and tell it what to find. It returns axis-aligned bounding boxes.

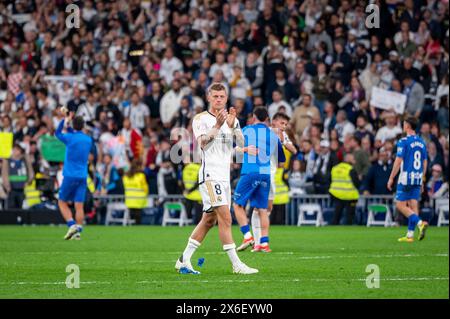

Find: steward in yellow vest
[123,172,148,209]
[329,154,360,225]
[24,179,41,208]
[182,163,202,202]
[273,167,289,205]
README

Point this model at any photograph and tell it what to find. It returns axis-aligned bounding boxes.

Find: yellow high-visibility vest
[273,167,290,205]
[122,172,148,209]
[182,163,202,202]
[87,176,95,193]
[329,162,359,200]
[24,179,41,208]
[282,146,292,170]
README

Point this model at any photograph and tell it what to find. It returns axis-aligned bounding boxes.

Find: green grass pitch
[0,225,448,299]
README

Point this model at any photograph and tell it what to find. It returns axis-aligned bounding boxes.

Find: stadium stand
[0,0,448,225]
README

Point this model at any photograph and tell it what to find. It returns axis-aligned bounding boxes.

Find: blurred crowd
[0,0,449,218]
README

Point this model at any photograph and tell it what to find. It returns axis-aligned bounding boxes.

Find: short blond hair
[207,82,228,96]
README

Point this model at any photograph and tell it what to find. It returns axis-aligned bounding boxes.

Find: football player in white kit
[236,112,297,252]
[175,82,259,274]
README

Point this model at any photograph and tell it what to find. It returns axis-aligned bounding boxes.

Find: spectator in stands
[354,114,374,145]
[427,163,448,199]
[156,140,180,197]
[311,62,330,116]
[375,111,402,147]
[348,135,371,181]
[334,110,355,143]
[331,41,352,86]
[0,0,447,225]
[1,144,34,209]
[420,122,444,157]
[244,51,264,97]
[268,89,292,119]
[124,91,150,131]
[322,101,336,140]
[403,74,425,118]
[159,79,189,129]
[312,139,338,194]
[427,141,445,179]
[99,154,123,196]
[299,139,316,183]
[288,159,308,195]
[55,45,79,75]
[291,94,320,141]
[362,147,393,195]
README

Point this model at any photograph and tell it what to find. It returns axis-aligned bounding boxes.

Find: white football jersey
[269,128,290,176]
[193,111,239,183]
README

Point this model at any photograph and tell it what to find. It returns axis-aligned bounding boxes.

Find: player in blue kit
[387,117,428,242]
[233,107,285,252]
[55,109,93,240]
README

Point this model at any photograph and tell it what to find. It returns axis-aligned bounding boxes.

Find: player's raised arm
[195,109,227,149]
[229,107,258,155]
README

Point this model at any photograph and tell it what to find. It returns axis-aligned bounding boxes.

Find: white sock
[251,210,261,245]
[407,230,414,238]
[244,231,253,240]
[182,237,201,263]
[223,243,242,266]
[417,220,423,227]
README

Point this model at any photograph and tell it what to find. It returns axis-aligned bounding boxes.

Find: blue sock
[408,214,420,231]
[240,224,250,235]
[67,220,76,228]
[260,236,269,244]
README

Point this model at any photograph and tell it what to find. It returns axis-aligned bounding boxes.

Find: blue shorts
[233,173,270,209]
[59,176,87,203]
[395,184,421,202]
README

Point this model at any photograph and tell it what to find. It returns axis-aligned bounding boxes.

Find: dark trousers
[270,204,286,225]
[184,199,202,224]
[331,195,357,225]
[130,208,142,225]
[8,189,25,209]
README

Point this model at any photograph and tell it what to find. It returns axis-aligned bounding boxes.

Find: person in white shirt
[159,47,183,85]
[56,81,73,107]
[36,88,57,117]
[175,82,258,275]
[123,91,150,131]
[375,111,403,145]
[209,52,233,82]
[76,93,97,125]
[334,110,355,143]
[159,79,190,128]
[229,64,251,104]
[268,90,293,119]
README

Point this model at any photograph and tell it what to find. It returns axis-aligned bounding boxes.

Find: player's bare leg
[256,208,271,252]
[59,200,73,221]
[252,199,272,252]
[396,200,415,218]
[234,203,254,251]
[215,205,258,274]
[396,200,427,242]
[251,209,261,247]
[407,199,428,240]
[72,202,85,240]
[191,212,217,242]
[59,200,79,240]
[176,212,217,274]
